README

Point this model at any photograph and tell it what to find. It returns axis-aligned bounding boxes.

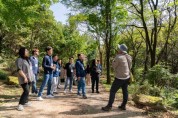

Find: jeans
[32,74,38,94]
[57,76,61,87]
[19,83,31,105]
[108,78,129,107]
[64,77,73,91]
[51,77,58,94]
[77,77,86,96]
[38,73,53,97]
[91,75,99,92]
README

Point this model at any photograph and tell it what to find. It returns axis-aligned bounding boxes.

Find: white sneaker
[37,97,44,101]
[46,95,54,98]
[17,104,24,111]
[64,90,67,94]
[24,102,31,107]
[69,90,73,93]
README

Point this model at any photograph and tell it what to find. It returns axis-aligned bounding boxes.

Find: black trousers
[19,82,31,105]
[91,75,99,92]
[108,78,129,107]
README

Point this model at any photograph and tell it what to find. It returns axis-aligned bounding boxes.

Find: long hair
[19,47,27,59]
[18,47,29,64]
[91,59,96,67]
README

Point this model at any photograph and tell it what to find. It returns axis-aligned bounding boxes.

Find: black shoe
[92,91,94,93]
[118,106,126,110]
[102,106,112,111]
[96,91,100,94]
[83,95,87,99]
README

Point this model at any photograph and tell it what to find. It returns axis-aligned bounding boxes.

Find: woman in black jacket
[90,59,100,93]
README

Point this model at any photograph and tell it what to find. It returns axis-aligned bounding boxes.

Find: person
[51,55,59,95]
[102,44,132,111]
[16,47,34,111]
[97,60,102,75]
[64,57,75,93]
[75,54,87,99]
[37,46,55,101]
[30,48,39,95]
[57,59,62,89]
[90,59,100,93]
[85,64,91,86]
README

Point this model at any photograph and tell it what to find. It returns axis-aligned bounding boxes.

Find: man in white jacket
[102,44,132,111]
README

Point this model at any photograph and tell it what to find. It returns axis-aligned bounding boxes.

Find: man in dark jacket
[75,54,87,99]
[37,46,55,101]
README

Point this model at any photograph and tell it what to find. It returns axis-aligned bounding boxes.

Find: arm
[16,59,28,83]
[42,56,52,69]
[75,61,80,78]
[112,57,119,71]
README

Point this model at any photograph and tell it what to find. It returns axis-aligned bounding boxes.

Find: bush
[7,76,19,86]
[0,70,8,80]
[146,65,177,88]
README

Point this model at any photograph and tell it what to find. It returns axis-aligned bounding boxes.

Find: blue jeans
[77,77,86,96]
[64,77,73,91]
[38,73,53,97]
[32,74,38,94]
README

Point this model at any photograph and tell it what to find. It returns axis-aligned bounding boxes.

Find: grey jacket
[16,58,34,85]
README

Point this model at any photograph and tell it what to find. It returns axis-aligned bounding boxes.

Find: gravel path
[0,84,147,118]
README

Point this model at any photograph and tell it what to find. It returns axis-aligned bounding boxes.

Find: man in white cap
[102,44,132,111]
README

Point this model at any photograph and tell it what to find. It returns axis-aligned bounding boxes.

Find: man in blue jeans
[75,54,87,99]
[30,48,39,95]
[37,46,55,101]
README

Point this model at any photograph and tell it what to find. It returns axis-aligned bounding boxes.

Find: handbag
[125,55,134,83]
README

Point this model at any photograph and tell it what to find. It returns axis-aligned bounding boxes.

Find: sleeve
[112,57,119,71]
[16,58,23,71]
[42,56,51,69]
[75,61,80,77]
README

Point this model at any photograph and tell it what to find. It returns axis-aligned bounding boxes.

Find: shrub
[7,76,19,86]
[146,65,176,88]
[0,70,8,80]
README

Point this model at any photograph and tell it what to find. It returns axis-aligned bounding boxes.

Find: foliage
[0,70,8,80]
[146,65,178,88]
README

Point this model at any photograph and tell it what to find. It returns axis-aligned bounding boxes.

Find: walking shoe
[37,97,44,101]
[101,106,112,111]
[64,90,67,94]
[96,91,100,94]
[69,90,73,93]
[92,91,94,93]
[83,95,87,99]
[17,104,24,111]
[46,95,54,98]
[118,106,126,110]
[24,102,31,107]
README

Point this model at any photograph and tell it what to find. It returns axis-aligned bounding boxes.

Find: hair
[69,57,74,60]
[52,54,58,58]
[45,46,52,52]
[19,47,27,58]
[32,48,39,55]
[91,59,96,67]
[77,54,81,58]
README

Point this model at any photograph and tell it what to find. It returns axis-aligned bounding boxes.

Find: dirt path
[0,84,147,118]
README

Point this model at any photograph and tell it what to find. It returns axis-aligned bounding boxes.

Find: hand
[24,78,28,83]
[77,77,80,81]
[51,66,55,70]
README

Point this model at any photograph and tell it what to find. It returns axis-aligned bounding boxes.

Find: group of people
[15,43,132,112]
[15,46,103,111]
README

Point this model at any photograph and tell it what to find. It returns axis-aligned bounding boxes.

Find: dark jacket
[90,65,99,77]
[42,55,53,74]
[53,61,59,77]
[75,59,86,78]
